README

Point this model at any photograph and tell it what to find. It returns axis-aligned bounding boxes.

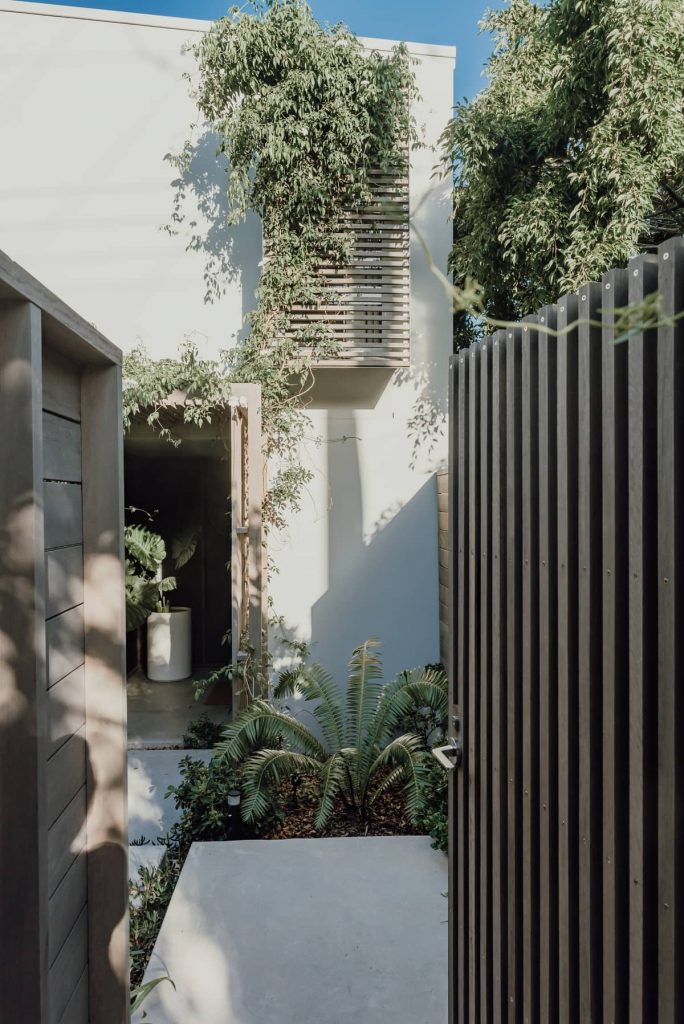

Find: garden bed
[256,775,424,841]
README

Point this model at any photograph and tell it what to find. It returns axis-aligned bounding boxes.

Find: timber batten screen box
[0,251,128,1024]
[281,166,411,367]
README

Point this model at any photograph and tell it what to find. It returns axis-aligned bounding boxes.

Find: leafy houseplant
[216,639,448,830]
[125,523,198,681]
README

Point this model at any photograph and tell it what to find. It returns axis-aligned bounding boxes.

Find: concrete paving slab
[127,671,229,748]
[135,837,448,1024]
[128,749,213,844]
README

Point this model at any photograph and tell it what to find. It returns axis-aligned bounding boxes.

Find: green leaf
[130,975,176,1014]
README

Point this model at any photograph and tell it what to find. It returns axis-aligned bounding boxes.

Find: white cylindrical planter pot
[146,607,192,681]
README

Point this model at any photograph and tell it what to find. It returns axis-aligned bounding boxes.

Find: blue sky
[39,0,500,100]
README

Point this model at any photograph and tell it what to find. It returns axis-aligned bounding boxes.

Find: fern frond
[241,749,320,822]
[362,666,448,766]
[274,663,345,752]
[215,700,328,764]
[314,753,348,830]
[304,664,346,752]
[272,667,307,699]
[369,733,427,821]
[368,765,404,805]
[346,637,383,758]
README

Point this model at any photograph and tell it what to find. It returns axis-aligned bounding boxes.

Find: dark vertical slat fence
[448,239,684,1023]
[537,303,558,1024]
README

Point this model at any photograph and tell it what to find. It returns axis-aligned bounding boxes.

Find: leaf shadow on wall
[164,129,261,330]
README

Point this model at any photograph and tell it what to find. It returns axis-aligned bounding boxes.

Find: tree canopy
[441,0,684,341]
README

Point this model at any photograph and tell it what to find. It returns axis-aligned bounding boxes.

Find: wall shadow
[165,128,261,324]
[310,411,440,685]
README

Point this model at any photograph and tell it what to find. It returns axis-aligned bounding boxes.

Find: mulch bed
[255,775,427,841]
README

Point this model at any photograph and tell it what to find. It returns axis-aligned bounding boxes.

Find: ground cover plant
[412,751,448,855]
[216,639,447,830]
[182,713,226,749]
[129,847,185,991]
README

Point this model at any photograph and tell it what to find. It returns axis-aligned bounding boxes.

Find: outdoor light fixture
[227,790,242,840]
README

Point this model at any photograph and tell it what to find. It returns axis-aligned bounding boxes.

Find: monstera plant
[125,522,199,681]
[216,639,448,829]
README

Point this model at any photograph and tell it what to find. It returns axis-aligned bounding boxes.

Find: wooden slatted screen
[284,168,410,367]
[447,235,684,1022]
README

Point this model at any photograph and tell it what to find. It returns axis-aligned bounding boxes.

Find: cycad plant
[216,639,447,831]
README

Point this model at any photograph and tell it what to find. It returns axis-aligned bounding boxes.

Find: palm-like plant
[215,639,447,831]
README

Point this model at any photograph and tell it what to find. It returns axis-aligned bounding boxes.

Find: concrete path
[127,671,229,748]
[128,749,213,844]
[134,837,448,1024]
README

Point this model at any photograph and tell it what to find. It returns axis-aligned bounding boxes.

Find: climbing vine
[126,0,415,530]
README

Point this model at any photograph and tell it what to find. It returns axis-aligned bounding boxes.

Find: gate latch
[431,736,463,771]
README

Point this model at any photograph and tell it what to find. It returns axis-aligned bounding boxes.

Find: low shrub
[182,713,226,749]
[129,846,185,989]
[412,750,448,855]
[165,755,284,844]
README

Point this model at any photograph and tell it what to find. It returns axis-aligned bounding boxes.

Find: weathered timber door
[444,236,684,1023]
[0,251,128,1023]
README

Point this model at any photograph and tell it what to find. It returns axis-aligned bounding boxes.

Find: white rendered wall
[0,2,455,685]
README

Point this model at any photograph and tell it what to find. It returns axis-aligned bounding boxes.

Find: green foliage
[165,754,283,840]
[123,519,198,631]
[130,975,176,1017]
[216,639,447,830]
[393,662,448,745]
[165,755,244,842]
[441,0,684,342]
[124,525,173,631]
[134,0,415,529]
[182,714,225,750]
[412,750,448,855]
[182,713,226,749]
[129,851,184,989]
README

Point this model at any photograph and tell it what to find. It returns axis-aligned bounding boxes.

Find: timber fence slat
[490,330,507,1021]
[448,239,684,1023]
[521,317,540,1022]
[468,344,481,1024]
[536,304,558,1024]
[505,328,523,1024]
[627,254,659,1022]
[656,236,684,1023]
[479,337,492,1023]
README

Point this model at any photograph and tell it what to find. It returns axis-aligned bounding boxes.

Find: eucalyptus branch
[412,217,684,345]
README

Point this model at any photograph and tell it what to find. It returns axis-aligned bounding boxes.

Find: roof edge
[0,1,456,59]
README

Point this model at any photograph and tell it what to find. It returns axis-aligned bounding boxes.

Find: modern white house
[0,1,455,688]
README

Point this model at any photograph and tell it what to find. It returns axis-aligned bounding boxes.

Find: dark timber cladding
[447,236,684,1022]
[0,249,128,1024]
